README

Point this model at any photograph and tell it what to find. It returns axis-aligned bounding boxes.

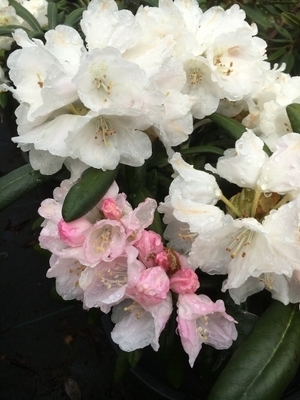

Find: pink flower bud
[127,266,170,306]
[134,230,164,268]
[101,198,123,220]
[169,268,200,294]
[58,218,91,247]
[155,250,170,271]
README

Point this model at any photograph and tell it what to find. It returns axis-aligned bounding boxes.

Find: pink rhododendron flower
[84,219,126,264]
[170,268,200,294]
[177,293,237,367]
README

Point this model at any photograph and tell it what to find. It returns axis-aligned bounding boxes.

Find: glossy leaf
[286,103,300,133]
[0,164,52,212]
[62,167,118,222]
[209,113,272,155]
[208,301,300,400]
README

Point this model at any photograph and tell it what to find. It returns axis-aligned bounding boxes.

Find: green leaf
[181,145,224,156]
[0,92,8,109]
[241,5,273,28]
[127,349,143,368]
[47,1,58,29]
[209,112,247,141]
[208,301,300,400]
[64,7,85,27]
[0,164,52,212]
[0,25,31,36]
[209,113,272,155]
[286,103,300,133]
[62,167,118,222]
[281,12,300,28]
[8,0,43,32]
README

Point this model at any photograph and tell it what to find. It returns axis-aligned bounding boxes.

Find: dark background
[0,120,125,399]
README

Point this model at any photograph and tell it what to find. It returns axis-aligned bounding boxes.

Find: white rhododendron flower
[160,131,300,305]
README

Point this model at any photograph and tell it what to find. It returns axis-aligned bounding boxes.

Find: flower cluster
[2,0,268,174]
[38,178,237,366]
[159,130,300,306]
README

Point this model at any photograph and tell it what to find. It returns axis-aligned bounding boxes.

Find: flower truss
[39,178,237,367]
[1,0,300,396]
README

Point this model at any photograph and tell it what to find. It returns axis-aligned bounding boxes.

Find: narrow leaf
[0,164,52,212]
[47,1,58,30]
[281,12,300,28]
[0,25,30,36]
[62,167,118,222]
[209,112,272,155]
[64,8,85,27]
[8,0,43,32]
[209,112,247,141]
[181,145,224,156]
[208,301,300,400]
[286,103,300,133]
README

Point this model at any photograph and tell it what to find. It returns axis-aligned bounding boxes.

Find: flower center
[213,49,236,76]
[124,302,145,319]
[226,228,254,259]
[196,315,209,341]
[97,264,128,289]
[189,68,202,85]
[92,225,112,253]
[95,117,116,145]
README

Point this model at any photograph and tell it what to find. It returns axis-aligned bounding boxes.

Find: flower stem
[251,189,262,218]
[220,194,241,217]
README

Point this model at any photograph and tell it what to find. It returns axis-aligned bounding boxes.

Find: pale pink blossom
[177,293,237,367]
[83,219,126,264]
[111,293,173,352]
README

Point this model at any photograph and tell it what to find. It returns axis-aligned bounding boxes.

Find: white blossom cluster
[3,0,269,174]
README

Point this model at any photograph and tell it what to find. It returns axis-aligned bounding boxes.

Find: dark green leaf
[64,7,85,27]
[47,1,58,29]
[267,47,287,62]
[0,25,31,36]
[181,145,224,156]
[8,0,43,32]
[241,5,273,28]
[208,301,300,400]
[114,351,130,383]
[209,113,272,155]
[62,167,118,222]
[286,103,300,133]
[281,12,300,28]
[0,164,52,212]
[127,349,143,368]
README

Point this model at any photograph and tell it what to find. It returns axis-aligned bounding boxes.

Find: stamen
[97,264,128,289]
[226,228,254,259]
[95,117,116,145]
[93,226,112,253]
[259,273,275,290]
[196,316,210,341]
[124,302,145,319]
[189,68,202,85]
